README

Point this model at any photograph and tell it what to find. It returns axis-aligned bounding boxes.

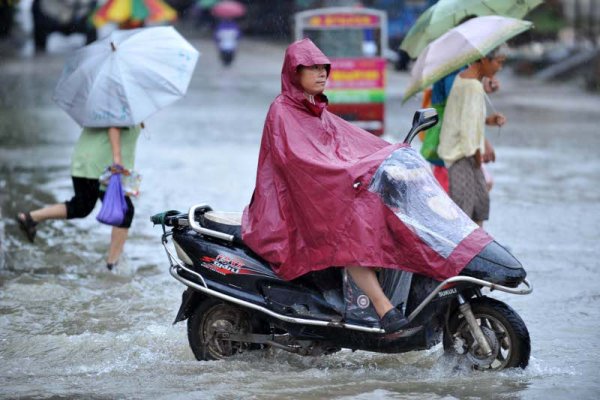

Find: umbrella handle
[484,92,496,113]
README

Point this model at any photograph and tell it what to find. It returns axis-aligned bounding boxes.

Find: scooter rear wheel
[187,299,253,361]
[443,296,531,370]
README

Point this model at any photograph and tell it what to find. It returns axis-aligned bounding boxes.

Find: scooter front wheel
[443,296,531,370]
[187,299,253,361]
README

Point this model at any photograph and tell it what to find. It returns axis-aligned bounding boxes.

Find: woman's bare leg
[346,266,394,318]
[107,227,128,265]
[27,203,67,223]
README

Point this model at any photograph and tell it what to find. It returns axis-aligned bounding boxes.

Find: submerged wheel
[444,297,530,370]
[187,299,253,361]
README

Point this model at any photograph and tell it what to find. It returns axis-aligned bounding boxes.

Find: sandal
[16,212,37,243]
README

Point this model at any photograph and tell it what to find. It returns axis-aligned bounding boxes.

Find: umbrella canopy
[400,0,543,58]
[92,0,178,28]
[403,16,532,102]
[53,26,200,127]
[199,0,220,7]
[211,0,246,19]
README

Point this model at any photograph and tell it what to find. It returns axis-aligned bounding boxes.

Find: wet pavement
[1,33,600,399]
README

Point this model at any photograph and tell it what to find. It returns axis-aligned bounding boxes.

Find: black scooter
[152,109,533,370]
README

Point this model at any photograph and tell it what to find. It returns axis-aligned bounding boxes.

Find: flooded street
[1,35,600,399]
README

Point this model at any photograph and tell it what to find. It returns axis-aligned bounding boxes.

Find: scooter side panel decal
[200,255,249,275]
[200,254,274,277]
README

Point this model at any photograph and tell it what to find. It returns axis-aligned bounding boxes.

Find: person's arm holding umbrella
[482,75,501,164]
[481,55,507,165]
[107,126,133,174]
[108,127,122,169]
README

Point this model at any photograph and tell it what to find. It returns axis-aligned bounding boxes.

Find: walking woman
[17,125,141,270]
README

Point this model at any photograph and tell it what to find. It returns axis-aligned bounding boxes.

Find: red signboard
[307,14,381,28]
[328,58,386,90]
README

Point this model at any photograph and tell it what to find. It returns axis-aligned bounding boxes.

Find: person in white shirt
[437,49,506,226]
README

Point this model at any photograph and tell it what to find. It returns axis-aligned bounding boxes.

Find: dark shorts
[65,176,134,228]
[448,156,489,222]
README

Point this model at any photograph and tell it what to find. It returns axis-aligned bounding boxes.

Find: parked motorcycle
[152,109,532,370]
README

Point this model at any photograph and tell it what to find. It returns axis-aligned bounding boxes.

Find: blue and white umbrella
[53,26,200,127]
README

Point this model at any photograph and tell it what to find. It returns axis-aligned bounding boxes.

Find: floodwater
[1,35,600,399]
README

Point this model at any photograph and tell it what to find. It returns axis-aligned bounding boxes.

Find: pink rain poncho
[242,39,491,281]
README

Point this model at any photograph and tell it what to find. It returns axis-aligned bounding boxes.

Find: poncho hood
[241,39,491,281]
[280,38,331,109]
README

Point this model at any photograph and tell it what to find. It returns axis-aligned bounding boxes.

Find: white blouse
[438,75,486,167]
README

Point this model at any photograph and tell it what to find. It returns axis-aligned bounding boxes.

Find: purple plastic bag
[96,173,128,226]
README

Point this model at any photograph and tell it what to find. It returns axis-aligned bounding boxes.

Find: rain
[1,1,599,399]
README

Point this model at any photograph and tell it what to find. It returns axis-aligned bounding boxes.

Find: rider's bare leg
[346,266,394,318]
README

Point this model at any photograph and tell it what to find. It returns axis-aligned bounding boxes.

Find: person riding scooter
[213,18,240,66]
[241,39,492,333]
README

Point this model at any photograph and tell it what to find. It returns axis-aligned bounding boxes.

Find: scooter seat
[201,211,242,238]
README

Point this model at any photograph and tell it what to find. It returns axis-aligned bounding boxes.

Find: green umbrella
[198,0,220,8]
[401,0,543,58]
[403,16,532,102]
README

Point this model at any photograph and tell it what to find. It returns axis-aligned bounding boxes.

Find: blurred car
[32,0,97,52]
[164,0,196,13]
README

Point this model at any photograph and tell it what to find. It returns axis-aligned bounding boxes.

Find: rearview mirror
[403,108,438,144]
